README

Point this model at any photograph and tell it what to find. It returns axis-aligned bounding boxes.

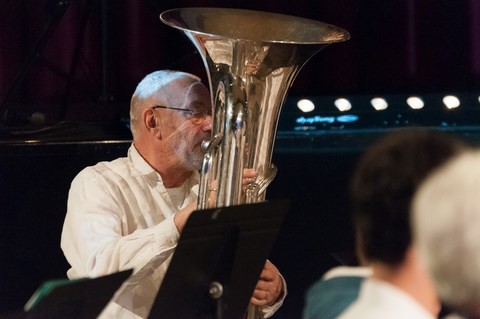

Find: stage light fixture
[370,97,388,111]
[334,98,352,112]
[442,95,460,109]
[406,96,424,109]
[297,99,315,112]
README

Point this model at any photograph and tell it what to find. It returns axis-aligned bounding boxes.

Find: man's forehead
[147,78,210,110]
[184,82,210,99]
[170,81,211,107]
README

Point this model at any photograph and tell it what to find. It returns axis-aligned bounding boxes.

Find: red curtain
[0,1,359,124]
[0,0,477,125]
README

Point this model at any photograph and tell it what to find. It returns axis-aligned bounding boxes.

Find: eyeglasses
[152,105,211,125]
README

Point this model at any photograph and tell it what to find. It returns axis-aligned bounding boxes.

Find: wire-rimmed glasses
[152,105,211,125]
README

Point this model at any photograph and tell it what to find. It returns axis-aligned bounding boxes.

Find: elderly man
[61,70,285,318]
[413,149,480,319]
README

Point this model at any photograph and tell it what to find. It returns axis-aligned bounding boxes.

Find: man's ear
[143,108,161,136]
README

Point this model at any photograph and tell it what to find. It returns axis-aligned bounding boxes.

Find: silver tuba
[160,7,349,318]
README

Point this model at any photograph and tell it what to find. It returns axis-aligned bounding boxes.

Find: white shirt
[339,278,435,319]
[61,144,283,318]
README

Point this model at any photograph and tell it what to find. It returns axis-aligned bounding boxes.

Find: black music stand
[23,269,132,319]
[148,200,289,319]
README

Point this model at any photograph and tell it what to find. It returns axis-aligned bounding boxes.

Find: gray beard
[173,141,204,172]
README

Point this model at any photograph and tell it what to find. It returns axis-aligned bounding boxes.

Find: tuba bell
[160,7,349,318]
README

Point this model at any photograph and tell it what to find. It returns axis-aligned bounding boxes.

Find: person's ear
[143,108,161,136]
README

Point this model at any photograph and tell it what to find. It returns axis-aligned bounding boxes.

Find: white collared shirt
[61,144,284,318]
[61,144,199,318]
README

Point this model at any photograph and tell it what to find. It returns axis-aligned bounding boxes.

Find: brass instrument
[160,7,349,318]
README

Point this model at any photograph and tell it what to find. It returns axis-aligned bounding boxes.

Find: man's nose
[201,114,213,131]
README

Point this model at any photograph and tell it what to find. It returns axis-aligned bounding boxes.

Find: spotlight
[297,99,315,112]
[370,97,388,111]
[334,98,352,112]
[442,95,460,109]
[406,96,424,110]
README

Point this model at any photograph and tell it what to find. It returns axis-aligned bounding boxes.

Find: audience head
[413,149,480,318]
[351,128,467,267]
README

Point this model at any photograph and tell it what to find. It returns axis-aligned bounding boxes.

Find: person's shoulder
[83,156,127,171]
[307,266,371,295]
[74,156,130,182]
[337,296,378,319]
[307,268,366,298]
[304,267,370,319]
[322,266,372,280]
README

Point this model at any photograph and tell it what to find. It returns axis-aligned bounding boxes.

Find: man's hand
[250,260,284,307]
[242,168,257,185]
[173,200,197,232]
[182,168,258,227]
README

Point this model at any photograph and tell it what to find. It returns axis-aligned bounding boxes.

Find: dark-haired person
[305,129,467,319]
[338,129,468,318]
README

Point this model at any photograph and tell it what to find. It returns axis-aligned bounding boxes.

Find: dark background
[1,1,480,318]
[1,0,479,124]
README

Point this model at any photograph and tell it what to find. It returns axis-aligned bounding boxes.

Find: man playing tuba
[61,70,286,319]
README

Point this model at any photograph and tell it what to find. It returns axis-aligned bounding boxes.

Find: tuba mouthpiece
[201,139,210,152]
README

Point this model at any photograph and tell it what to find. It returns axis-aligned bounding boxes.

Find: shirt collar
[128,143,156,177]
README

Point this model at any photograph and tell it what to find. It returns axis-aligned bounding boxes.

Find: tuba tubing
[161,7,350,319]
